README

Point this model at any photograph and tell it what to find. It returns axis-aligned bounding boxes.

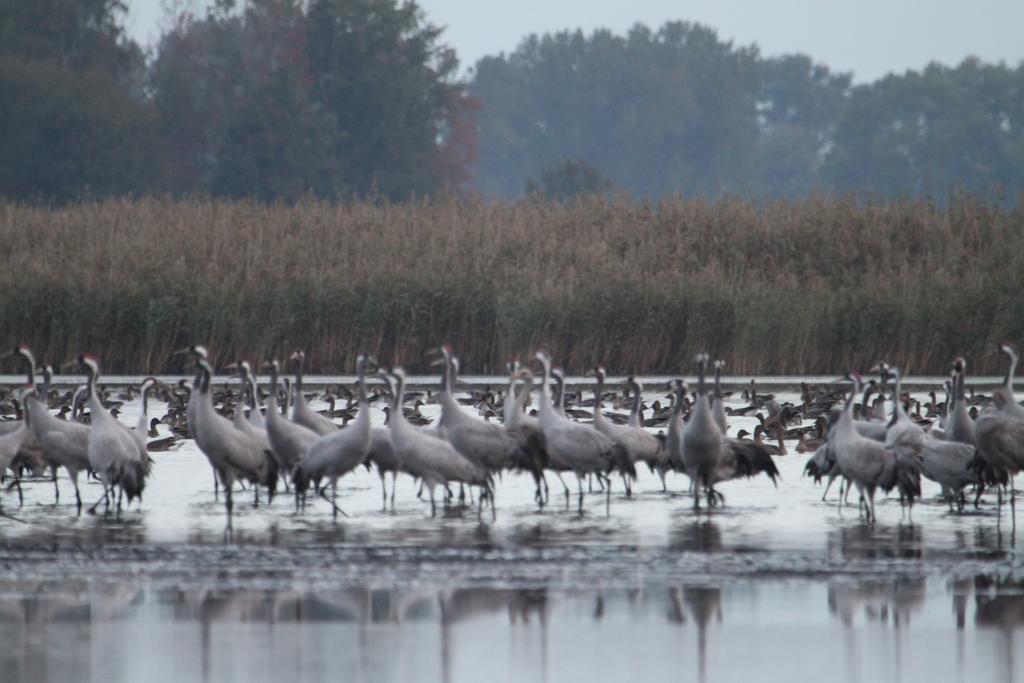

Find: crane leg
[429,485,436,517]
[822,475,835,502]
[459,483,466,505]
[379,471,388,511]
[88,485,110,515]
[14,475,22,507]
[254,481,260,507]
[213,470,219,500]
[390,471,397,509]
[52,467,59,503]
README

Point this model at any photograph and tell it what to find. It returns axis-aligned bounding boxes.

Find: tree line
[1,1,1022,204]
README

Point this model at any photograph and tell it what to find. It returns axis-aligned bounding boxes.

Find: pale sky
[125,0,1024,82]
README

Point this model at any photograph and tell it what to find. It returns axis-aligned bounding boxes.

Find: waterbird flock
[0,342,1023,525]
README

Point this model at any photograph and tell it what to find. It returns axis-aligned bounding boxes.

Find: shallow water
[1,384,1022,683]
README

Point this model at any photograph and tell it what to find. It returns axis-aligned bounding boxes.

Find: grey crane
[0,386,34,507]
[432,346,535,514]
[533,351,616,512]
[229,361,279,498]
[15,354,91,511]
[626,375,671,490]
[289,351,338,436]
[591,367,648,496]
[382,368,491,517]
[504,368,550,505]
[293,355,375,517]
[831,373,919,522]
[262,359,319,484]
[711,360,728,433]
[681,354,724,509]
[974,343,1024,514]
[367,425,402,510]
[880,366,925,512]
[945,357,976,446]
[174,344,222,495]
[664,379,687,478]
[77,355,144,513]
[192,358,274,516]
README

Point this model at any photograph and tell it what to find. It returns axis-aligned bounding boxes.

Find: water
[1,383,1022,682]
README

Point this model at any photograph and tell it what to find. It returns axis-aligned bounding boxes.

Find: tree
[526,159,612,200]
[751,55,850,197]
[150,0,471,200]
[823,59,1024,199]
[305,0,467,198]
[471,22,762,199]
[0,0,158,203]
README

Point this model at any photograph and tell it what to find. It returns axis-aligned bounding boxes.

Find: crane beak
[428,356,446,368]
[60,359,78,371]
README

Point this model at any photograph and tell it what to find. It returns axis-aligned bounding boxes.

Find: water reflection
[828,578,926,627]
[0,572,1022,683]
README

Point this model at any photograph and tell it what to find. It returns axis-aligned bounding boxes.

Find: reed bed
[0,195,1021,375]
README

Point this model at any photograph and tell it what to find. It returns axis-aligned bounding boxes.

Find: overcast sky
[126,0,1024,82]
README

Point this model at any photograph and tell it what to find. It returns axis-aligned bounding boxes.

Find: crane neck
[266,363,279,414]
[628,381,643,426]
[538,362,554,417]
[888,373,905,427]
[390,375,407,428]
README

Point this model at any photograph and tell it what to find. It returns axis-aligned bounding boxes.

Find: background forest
[2,0,1022,205]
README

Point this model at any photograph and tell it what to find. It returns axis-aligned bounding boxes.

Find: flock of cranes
[1,341,1023,525]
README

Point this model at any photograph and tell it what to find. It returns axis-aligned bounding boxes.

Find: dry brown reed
[0,195,1020,375]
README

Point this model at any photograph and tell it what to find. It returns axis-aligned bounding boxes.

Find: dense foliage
[473,24,1024,200]
[0,3,1021,203]
[2,196,1021,375]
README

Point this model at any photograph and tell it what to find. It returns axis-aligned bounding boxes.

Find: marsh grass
[1,195,1021,375]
